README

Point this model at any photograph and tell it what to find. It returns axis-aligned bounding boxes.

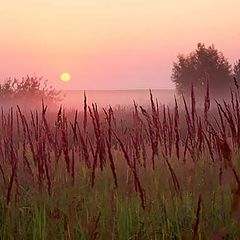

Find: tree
[0,76,61,108]
[171,43,232,96]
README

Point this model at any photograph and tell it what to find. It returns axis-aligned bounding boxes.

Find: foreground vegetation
[1,87,240,239]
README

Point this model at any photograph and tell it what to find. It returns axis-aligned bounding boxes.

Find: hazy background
[0,0,240,90]
[62,89,175,108]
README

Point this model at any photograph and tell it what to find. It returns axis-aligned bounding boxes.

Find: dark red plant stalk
[183,134,189,163]
[83,91,87,134]
[182,95,191,133]
[113,130,145,209]
[202,131,215,163]
[233,91,240,147]
[216,102,227,141]
[61,116,70,173]
[30,111,38,141]
[140,106,157,170]
[56,105,62,128]
[88,136,95,161]
[91,144,99,188]
[106,137,118,188]
[0,162,6,185]
[77,123,91,168]
[43,145,51,195]
[193,195,202,240]
[219,167,223,186]
[16,110,20,136]
[197,118,203,155]
[10,107,13,143]
[6,146,18,206]
[93,104,106,170]
[167,106,174,157]
[164,156,182,199]
[204,81,210,122]
[230,90,236,122]
[150,89,161,147]
[22,140,34,177]
[141,134,147,168]
[17,106,37,165]
[6,164,15,206]
[174,96,180,159]
[1,107,4,129]
[130,134,140,163]
[37,136,45,193]
[70,110,78,143]
[89,105,103,172]
[42,110,54,146]
[183,95,196,158]
[91,212,101,240]
[103,107,113,144]
[218,139,240,189]
[92,104,101,138]
[191,85,196,137]
[71,149,75,186]
[162,105,168,157]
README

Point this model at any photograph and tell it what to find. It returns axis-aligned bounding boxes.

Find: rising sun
[60,72,71,82]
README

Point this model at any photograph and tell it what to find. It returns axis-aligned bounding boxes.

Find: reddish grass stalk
[106,137,118,188]
[17,106,37,165]
[140,106,157,170]
[183,134,189,163]
[61,116,70,173]
[112,130,145,209]
[6,145,18,206]
[71,110,78,143]
[6,164,15,206]
[191,85,196,137]
[77,123,91,168]
[204,81,210,121]
[202,131,215,163]
[83,91,87,134]
[0,162,6,185]
[193,195,202,240]
[167,106,174,157]
[22,140,34,177]
[43,146,51,195]
[164,156,182,199]
[216,102,227,141]
[91,144,98,188]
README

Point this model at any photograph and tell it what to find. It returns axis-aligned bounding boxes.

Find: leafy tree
[171,43,232,96]
[0,76,61,108]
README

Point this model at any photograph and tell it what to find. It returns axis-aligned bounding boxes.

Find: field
[1,87,240,239]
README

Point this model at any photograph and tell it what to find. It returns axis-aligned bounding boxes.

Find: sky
[0,0,240,90]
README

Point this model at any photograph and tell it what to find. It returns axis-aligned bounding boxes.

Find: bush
[0,76,61,109]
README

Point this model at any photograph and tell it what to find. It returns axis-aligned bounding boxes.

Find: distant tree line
[172,43,240,96]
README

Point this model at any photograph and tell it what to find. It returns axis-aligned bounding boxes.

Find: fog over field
[62,89,176,108]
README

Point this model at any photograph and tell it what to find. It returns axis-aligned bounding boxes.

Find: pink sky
[0,0,240,90]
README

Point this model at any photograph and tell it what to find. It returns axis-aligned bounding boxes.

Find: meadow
[1,87,240,239]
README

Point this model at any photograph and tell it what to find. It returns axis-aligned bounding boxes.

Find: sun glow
[60,72,71,82]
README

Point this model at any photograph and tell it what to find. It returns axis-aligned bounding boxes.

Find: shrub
[0,75,61,108]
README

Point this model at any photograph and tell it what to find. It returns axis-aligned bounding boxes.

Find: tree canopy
[171,43,233,96]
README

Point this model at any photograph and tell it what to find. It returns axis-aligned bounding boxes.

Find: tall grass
[1,86,240,239]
